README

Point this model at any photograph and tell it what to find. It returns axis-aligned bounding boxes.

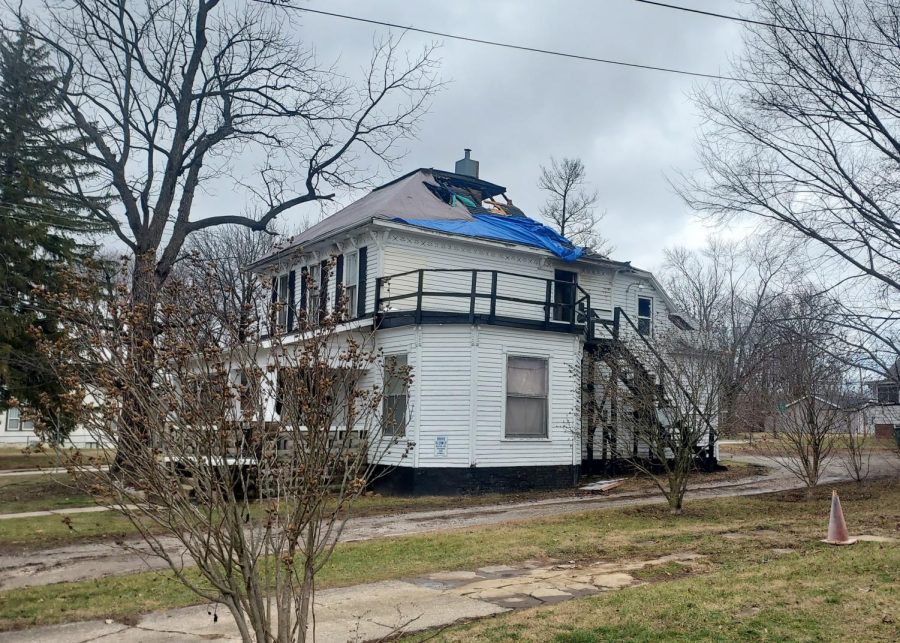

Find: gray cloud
[265,0,744,270]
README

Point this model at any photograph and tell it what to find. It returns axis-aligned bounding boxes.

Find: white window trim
[344,250,359,318]
[5,408,33,432]
[381,352,410,439]
[307,263,322,318]
[276,273,290,328]
[637,295,653,336]
[501,351,552,441]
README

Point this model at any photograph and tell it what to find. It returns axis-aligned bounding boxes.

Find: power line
[262,2,763,86]
[632,0,891,48]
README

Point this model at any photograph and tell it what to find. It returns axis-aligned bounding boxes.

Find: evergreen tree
[0,28,104,439]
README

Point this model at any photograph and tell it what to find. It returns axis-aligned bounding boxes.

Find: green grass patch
[0,511,144,550]
[0,474,95,514]
[0,448,112,471]
[418,543,899,642]
[0,479,896,632]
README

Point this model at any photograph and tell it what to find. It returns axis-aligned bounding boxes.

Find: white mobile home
[249,151,715,494]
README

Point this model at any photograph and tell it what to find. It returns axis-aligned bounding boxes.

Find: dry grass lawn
[0,478,896,634]
[0,461,756,550]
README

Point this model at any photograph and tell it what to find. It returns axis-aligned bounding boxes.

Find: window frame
[637,295,653,336]
[343,250,359,319]
[276,273,290,329]
[381,353,409,438]
[307,263,322,322]
[503,355,550,440]
[5,408,34,432]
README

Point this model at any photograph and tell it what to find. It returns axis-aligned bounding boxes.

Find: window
[308,264,321,322]
[877,384,899,404]
[344,251,358,319]
[238,373,256,420]
[553,270,577,322]
[5,408,34,432]
[505,356,548,438]
[276,273,290,329]
[382,354,409,437]
[637,296,652,336]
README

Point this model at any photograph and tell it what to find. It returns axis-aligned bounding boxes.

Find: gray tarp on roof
[270,170,473,255]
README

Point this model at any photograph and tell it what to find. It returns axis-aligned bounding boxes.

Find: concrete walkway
[0,505,138,521]
[0,553,706,642]
[1,452,897,591]
[0,466,109,478]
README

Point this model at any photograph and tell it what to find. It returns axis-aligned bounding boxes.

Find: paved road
[0,453,897,591]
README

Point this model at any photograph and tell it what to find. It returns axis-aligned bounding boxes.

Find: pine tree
[0,28,104,439]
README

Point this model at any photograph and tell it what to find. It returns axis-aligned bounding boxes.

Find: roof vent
[455,148,479,178]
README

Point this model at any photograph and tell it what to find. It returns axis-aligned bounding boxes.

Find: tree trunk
[113,251,160,477]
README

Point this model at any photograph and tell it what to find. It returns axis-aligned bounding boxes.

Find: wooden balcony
[374,268,597,336]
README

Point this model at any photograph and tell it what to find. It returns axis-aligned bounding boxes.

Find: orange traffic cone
[822,490,856,546]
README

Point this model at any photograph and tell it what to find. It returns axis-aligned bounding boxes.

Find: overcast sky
[266,0,746,271]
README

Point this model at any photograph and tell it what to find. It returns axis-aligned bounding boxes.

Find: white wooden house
[0,408,101,449]
[248,151,716,494]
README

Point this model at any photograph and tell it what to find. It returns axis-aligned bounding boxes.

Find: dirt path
[1,453,897,591]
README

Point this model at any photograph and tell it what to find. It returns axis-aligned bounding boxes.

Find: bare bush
[44,261,412,642]
[619,330,722,514]
[842,419,872,483]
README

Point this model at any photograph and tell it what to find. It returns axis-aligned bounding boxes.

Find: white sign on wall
[434,436,448,457]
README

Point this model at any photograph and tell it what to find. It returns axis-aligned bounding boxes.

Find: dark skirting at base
[369,464,580,496]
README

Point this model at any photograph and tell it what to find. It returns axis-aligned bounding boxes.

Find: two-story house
[248,151,714,494]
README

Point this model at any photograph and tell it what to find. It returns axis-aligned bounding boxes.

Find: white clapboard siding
[381,231,558,322]
[578,267,615,318]
[470,326,580,468]
[368,326,419,467]
[413,326,477,468]
[275,232,380,320]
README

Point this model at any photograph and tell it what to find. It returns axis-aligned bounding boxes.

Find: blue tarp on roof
[392,213,584,262]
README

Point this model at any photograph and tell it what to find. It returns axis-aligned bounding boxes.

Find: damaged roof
[250,167,584,267]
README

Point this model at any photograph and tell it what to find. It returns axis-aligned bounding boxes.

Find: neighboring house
[864,363,900,440]
[0,408,102,449]
[771,395,853,435]
[248,151,713,494]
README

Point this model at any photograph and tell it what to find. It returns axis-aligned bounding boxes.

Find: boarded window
[505,356,548,438]
[638,296,652,336]
[382,354,409,437]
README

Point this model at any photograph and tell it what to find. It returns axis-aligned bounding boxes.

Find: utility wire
[632,0,891,48]
[262,2,765,86]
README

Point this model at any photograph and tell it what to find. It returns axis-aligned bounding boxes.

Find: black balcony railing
[374,268,596,336]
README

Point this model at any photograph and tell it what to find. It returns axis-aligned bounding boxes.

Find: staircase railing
[611,307,719,461]
[584,305,718,466]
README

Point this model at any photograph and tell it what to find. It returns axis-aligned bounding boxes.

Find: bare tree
[14,0,440,463]
[842,410,872,483]
[45,261,412,643]
[538,157,611,254]
[582,309,721,513]
[182,224,285,344]
[681,0,900,380]
[620,333,726,513]
[617,329,723,514]
[662,236,793,437]
[765,290,847,490]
